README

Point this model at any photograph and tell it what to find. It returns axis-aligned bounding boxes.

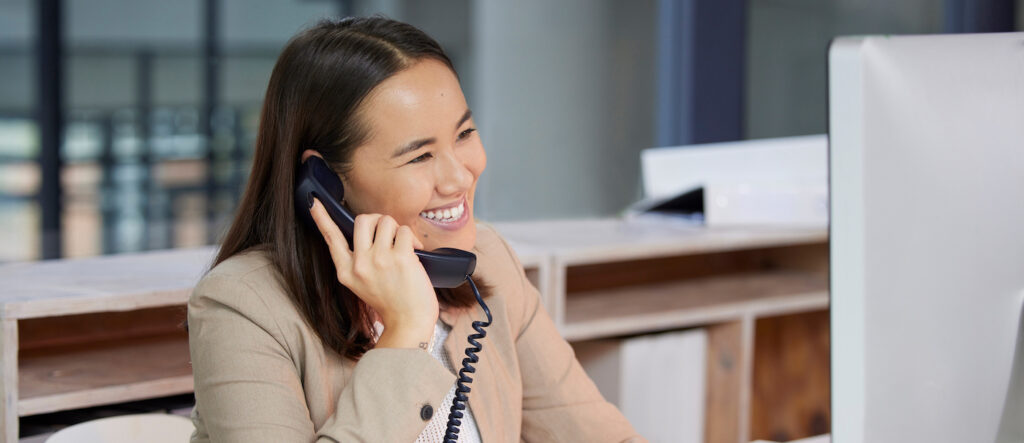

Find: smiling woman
[328,58,485,250]
[185,16,644,443]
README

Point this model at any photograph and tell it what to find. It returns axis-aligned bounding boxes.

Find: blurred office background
[0,0,1021,262]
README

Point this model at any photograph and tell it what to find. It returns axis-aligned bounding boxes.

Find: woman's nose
[434,150,473,196]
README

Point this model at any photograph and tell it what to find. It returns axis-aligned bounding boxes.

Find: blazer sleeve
[187,272,455,443]
[490,234,647,442]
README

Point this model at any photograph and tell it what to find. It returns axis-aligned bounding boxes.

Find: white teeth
[420,201,465,222]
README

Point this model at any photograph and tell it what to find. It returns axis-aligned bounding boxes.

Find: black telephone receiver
[295,155,490,443]
[295,156,476,288]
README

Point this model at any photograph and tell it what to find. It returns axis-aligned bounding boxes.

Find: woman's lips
[418,198,469,231]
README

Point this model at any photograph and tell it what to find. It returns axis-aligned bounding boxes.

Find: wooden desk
[0,243,547,441]
[0,218,828,442]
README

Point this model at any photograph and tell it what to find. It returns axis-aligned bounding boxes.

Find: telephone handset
[295,155,490,443]
[295,156,476,288]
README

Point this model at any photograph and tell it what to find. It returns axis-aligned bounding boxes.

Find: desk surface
[0,218,827,319]
[493,217,826,265]
[0,246,217,319]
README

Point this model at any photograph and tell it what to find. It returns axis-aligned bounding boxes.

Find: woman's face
[336,58,486,251]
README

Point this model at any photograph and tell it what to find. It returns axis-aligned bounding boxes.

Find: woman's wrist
[375,316,435,351]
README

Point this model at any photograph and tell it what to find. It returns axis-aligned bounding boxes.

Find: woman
[187,16,643,442]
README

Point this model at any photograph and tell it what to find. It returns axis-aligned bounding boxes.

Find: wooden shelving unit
[493,218,830,443]
[0,247,215,442]
[19,332,192,416]
[562,271,828,342]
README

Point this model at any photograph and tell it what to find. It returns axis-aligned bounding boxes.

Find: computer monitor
[829,33,1024,443]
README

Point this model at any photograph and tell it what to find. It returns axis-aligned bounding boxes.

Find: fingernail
[307,195,315,209]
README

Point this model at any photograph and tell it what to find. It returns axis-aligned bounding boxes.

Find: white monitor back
[829,33,1024,443]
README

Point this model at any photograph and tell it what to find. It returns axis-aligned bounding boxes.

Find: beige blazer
[187,221,645,442]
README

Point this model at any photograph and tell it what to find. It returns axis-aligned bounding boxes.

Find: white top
[373,320,483,443]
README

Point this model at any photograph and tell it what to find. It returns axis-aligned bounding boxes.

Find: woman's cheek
[467,143,487,178]
[404,179,435,225]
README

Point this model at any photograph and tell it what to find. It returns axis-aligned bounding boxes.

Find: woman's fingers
[309,198,351,269]
[315,205,424,273]
[312,205,436,331]
[353,213,383,253]
[394,225,418,252]
[373,215,399,250]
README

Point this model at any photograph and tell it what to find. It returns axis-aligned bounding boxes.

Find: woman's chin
[418,218,476,252]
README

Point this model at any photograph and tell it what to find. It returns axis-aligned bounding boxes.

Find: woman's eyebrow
[455,109,472,130]
[390,109,473,159]
[392,138,435,159]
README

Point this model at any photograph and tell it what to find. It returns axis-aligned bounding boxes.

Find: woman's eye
[457,128,476,140]
[408,152,432,164]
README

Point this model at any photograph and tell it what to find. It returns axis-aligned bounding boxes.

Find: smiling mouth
[419,199,465,223]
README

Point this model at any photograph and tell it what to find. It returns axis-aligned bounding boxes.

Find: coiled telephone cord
[443,275,491,443]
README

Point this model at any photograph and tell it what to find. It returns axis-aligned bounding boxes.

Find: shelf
[18,333,193,416]
[562,271,828,341]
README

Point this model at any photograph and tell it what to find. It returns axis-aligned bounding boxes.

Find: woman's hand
[309,198,437,350]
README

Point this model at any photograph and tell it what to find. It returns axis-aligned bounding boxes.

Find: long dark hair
[211,16,490,360]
